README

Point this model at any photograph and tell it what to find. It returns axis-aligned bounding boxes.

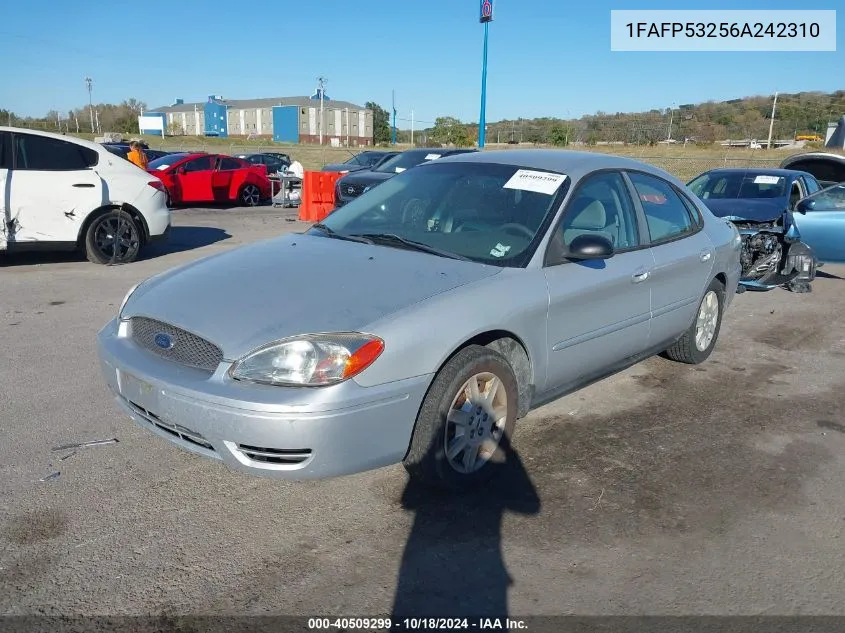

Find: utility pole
[95,110,100,134]
[73,112,79,133]
[667,103,675,141]
[316,76,327,145]
[766,92,779,149]
[85,76,94,133]
[410,109,415,146]
[391,90,397,145]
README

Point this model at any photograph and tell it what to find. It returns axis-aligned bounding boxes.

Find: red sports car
[147,152,272,206]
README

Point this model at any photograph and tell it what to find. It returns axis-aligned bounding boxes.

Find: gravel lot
[2,206,845,618]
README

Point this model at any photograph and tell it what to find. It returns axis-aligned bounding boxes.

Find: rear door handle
[632,270,650,284]
[73,183,95,188]
[700,249,712,262]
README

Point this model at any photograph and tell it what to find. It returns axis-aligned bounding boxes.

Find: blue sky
[0,0,842,126]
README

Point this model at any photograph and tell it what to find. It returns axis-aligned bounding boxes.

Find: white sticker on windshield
[395,167,406,173]
[503,169,567,195]
[490,243,511,258]
[425,153,442,160]
[157,165,169,171]
[754,175,781,185]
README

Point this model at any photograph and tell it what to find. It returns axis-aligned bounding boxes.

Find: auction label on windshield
[503,170,567,195]
[610,10,836,51]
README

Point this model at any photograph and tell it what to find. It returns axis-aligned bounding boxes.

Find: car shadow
[140,226,231,259]
[816,270,843,280]
[390,433,540,625]
[0,226,231,267]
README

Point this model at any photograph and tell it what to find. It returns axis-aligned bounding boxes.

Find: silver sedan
[97,150,742,488]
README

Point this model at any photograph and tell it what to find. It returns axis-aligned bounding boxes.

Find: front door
[176,155,214,203]
[626,170,715,341]
[793,183,845,263]
[8,131,105,244]
[543,171,653,392]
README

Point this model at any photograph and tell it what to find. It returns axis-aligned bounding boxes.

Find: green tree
[548,123,574,146]
[430,116,472,147]
[367,101,391,145]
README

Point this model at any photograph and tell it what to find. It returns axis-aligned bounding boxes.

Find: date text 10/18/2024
[308,617,529,630]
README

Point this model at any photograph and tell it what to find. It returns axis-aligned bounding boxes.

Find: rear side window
[0,131,11,169]
[628,171,696,243]
[13,133,99,171]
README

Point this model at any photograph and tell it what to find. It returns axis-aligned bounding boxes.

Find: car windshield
[148,153,189,171]
[373,151,444,174]
[310,161,569,267]
[688,171,789,199]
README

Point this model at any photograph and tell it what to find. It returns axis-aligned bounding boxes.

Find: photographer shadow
[391,433,540,625]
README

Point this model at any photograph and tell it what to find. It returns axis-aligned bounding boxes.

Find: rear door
[176,155,214,203]
[211,156,243,202]
[8,132,105,243]
[793,183,845,263]
[627,171,715,344]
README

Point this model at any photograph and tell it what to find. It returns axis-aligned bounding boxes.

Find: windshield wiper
[311,223,373,244]
[352,233,471,261]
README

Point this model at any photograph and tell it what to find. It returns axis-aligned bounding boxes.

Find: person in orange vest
[127,141,148,169]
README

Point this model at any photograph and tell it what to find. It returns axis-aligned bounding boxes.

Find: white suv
[0,127,171,264]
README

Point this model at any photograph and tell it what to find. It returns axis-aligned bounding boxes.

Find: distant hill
[413,91,845,146]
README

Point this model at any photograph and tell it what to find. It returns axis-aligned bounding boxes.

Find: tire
[403,345,519,489]
[239,183,261,207]
[84,209,142,265]
[663,278,725,364]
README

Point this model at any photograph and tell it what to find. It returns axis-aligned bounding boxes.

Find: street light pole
[767,92,779,149]
[478,0,494,149]
[85,76,94,133]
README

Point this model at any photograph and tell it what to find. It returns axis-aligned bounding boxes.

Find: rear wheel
[239,183,261,206]
[663,278,724,364]
[84,210,141,265]
[403,345,518,489]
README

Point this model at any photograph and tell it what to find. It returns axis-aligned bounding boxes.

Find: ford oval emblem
[154,332,175,350]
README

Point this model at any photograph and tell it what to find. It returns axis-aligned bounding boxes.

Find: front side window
[556,171,640,251]
[13,133,98,171]
[373,151,438,174]
[629,171,695,243]
[218,157,243,171]
[802,183,845,212]
[802,175,821,195]
[312,162,569,267]
[182,156,213,173]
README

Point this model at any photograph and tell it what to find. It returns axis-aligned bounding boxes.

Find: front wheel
[663,278,725,364]
[84,210,141,265]
[239,183,261,207]
[403,345,518,489]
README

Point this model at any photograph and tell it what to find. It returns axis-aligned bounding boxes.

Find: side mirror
[567,234,614,260]
[796,198,816,214]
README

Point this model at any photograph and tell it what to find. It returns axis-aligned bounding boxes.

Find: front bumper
[96,318,432,480]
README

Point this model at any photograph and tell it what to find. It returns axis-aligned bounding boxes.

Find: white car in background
[0,126,171,264]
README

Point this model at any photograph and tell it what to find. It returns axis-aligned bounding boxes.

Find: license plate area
[118,370,159,414]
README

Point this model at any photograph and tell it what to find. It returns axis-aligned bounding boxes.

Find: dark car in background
[333,148,478,207]
[779,152,845,188]
[687,168,831,292]
[234,152,291,176]
[322,150,399,173]
[102,142,171,162]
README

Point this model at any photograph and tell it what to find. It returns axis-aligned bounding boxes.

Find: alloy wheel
[695,290,719,352]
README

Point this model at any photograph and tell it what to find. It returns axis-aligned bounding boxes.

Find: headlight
[118,282,142,318]
[229,333,385,387]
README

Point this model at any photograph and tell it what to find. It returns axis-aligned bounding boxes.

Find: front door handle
[632,270,650,284]
[700,249,712,262]
[73,183,95,188]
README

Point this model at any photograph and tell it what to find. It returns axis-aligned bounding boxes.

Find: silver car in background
[97,150,742,489]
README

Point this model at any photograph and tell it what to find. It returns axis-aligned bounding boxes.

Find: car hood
[701,198,789,222]
[338,170,396,187]
[123,233,501,360]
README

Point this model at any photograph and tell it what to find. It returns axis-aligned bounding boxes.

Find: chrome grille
[130,317,223,372]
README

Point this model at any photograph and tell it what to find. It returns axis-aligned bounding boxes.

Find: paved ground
[2,206,845,618]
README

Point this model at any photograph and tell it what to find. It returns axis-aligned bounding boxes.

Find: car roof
[434,149,683,184]
[0,125,107,153]
[782,152,845,165]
